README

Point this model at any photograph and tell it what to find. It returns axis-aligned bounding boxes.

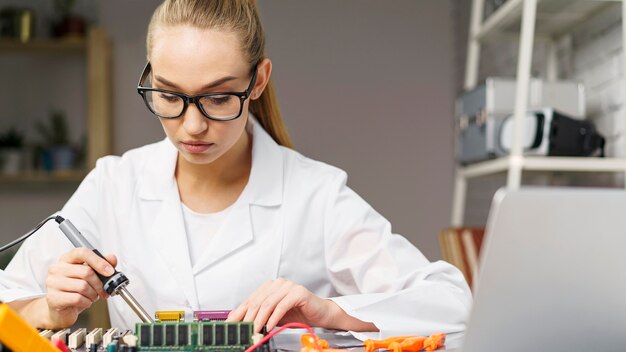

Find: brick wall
[452,1,625,226]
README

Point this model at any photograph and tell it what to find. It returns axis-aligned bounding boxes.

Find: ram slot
[68,328,86,349]
[102,327,119,346]
[50,328,70,345]
[38,330,54,340]
[86,328,103,347]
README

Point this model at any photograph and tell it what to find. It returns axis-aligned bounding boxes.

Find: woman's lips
[181,141,214,153]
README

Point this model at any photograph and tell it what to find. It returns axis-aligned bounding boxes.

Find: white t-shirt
[181,203,232,268]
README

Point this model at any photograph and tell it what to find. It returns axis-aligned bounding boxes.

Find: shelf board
[476,0,620,41]
[0,38,86,53]
[0,170,87,183]
[459,156,626,178]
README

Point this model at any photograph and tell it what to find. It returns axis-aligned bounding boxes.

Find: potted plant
[36,111,75,173]
[0,126,25,175]
[51,0,86,39]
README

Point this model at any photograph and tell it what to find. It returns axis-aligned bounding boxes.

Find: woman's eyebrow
[154,74,239,91]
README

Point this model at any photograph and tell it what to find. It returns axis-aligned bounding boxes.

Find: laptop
[454,187,626,352]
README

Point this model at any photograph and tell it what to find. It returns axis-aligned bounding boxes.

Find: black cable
[0,215,65,253]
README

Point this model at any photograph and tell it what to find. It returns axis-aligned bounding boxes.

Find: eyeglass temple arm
[246,64,259,97]
[137,62,152,88]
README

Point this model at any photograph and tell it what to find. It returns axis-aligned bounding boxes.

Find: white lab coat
[0,117,471,338]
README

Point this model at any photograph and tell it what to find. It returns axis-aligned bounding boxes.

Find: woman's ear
[251,58,272,100]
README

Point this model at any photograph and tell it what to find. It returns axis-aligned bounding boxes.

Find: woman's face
[150,26,255,165]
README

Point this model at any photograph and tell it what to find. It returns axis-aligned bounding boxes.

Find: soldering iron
[0,215,153,323]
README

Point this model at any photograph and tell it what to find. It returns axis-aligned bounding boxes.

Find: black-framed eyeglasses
[136,62,258,121]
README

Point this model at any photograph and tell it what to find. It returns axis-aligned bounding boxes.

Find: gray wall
[1,1,456,261]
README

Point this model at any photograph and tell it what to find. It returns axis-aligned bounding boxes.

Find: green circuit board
[135,321,255,351]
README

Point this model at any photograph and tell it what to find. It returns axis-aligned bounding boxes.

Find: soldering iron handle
[55,216,150,321]
[57,219,95,250]
[92,248,119,283]
[57,218,118,283]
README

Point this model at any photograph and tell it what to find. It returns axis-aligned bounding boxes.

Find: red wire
[244,322,320,352]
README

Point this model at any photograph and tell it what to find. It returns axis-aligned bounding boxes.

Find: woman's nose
[182,103,209,135]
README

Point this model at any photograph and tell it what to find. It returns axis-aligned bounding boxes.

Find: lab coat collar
[238,116,285,206]
[137,115,284,206]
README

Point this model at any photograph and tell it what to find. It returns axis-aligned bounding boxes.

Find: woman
[0,0,471,337]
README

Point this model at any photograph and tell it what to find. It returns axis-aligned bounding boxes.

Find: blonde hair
[147,0,293,148]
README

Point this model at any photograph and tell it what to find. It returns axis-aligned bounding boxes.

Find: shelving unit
[452,0,626,226]
[0,38,85,52]
[0,27,112,183]
[0,170,87,184]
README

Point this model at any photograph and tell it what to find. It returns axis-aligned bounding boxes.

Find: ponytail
[250,78,293,148]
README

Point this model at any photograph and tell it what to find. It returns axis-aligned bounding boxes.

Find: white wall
[1,1,457,260]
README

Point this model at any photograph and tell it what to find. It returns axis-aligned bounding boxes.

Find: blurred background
[0,0,624,269]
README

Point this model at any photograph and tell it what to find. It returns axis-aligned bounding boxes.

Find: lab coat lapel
[138,139,200,309]
[192,202,253,275]
[191,118,284,275]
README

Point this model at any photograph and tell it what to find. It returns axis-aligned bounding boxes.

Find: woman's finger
[47,290,93,312]
[59,247,115,278]
[252,282,295,332]
[234,279,278,322]
[50,276,99,303]
[266,285,311,331]
[53,262,107,299]
[226,305,245,322]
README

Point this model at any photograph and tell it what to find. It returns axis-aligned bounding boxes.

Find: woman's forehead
[150,25,249,76]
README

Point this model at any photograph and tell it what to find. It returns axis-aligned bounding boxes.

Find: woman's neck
[175,130,252,213]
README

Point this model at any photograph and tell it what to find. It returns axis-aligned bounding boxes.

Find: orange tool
[301,334,330,349]
[301,333,446,352]
[364,336,415,352]
[301,334,348,352]
[423,333,445,351]
[388,336,427,352]
[302,334,411,351]
[0,304,58,352]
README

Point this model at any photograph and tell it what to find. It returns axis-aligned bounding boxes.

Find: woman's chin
[179,149,220,165]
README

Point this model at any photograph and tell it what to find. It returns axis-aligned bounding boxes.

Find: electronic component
[106,339,118,352]
[193,310,231,321]
[103,327,119,346]
[1,305,262,351]
[50,328,70,345]
[456,78,585,163]
[123,334,139,347]
[136,321,254,350]
[39,329,54,340]
[154,310,185,322]
[68,328,86,349]
[498,108,605,157]
[86,328,103,347]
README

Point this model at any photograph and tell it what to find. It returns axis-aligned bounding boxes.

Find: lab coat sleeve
[0,161,105,303]
[323,171,472,339]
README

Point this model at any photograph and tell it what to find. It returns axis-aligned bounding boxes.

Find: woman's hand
[44,247,117,329]
[226,278,377,333]
[226,278,331,332]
